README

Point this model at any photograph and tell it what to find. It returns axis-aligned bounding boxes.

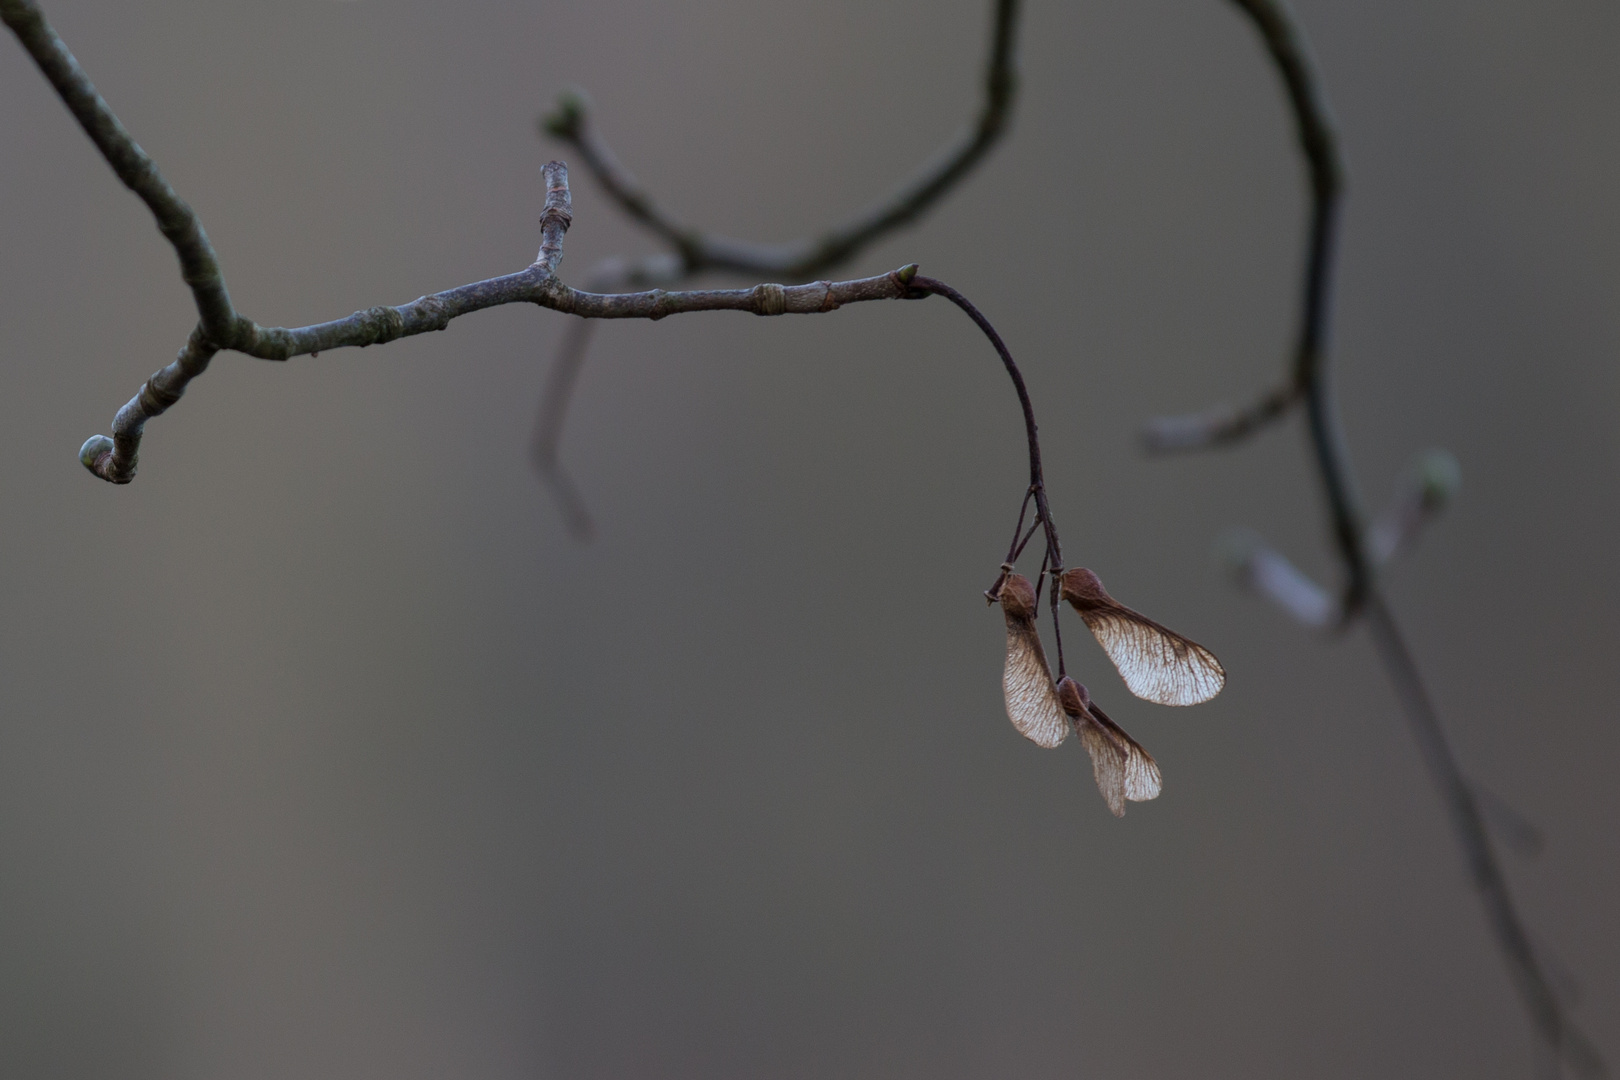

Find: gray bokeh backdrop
[2,1,1617,1077]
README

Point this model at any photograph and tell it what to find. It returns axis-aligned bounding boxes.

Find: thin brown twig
[1145,0,1604,1072]
[532,0,1023,531]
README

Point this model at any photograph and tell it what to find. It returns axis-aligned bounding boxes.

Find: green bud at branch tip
[79,434,113,471]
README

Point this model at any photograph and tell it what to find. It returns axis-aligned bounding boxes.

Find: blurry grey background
[1,1,1617,1077]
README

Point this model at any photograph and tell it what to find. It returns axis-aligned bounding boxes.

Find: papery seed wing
[996,575,1069,749]
[1061,569,1225,706]
[1088,701,1162,804]
[1057,677,1128,816]
[1077,718,1129,817]
[1002,620,1070,748]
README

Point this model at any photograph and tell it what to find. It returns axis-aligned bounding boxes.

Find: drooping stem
[912,275,1067,673]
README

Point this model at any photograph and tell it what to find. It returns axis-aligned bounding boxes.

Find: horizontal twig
[0,2,933,484]
[79,168,924,481]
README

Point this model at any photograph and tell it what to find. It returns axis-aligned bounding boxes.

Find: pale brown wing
[996,575,1069,748]
[1061,568,1225,706]
[1076,714,1129,816]
[1088,701,1162,804]
[1058,677,1129,815]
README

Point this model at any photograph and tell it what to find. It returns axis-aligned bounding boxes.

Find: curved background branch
[532,0,1022,535]
[1143,0,1604,1073]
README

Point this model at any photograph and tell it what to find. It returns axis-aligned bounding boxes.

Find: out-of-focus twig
[1148,0,1604,1072]
[533,0,1023,534]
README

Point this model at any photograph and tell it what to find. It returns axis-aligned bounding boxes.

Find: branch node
[414,294,454,333]
[537,160,573,275]
[362,305,405,345]
[816,281,840,313]
[751,282,787,316]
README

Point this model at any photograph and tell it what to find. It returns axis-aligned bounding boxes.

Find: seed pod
[1060,568,1225,706]
[992,573,1069,748]
[1057,676,1161,817]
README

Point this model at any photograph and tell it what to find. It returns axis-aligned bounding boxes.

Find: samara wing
[994,574,1069,748]
[1087,698,1162,805]
[1057,677,1161,816]
[1060,568,1225,706]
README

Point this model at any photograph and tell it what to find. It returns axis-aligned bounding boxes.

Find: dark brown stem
[74,251,925,482]
[912,275,1066,673]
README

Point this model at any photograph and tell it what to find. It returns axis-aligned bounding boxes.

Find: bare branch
[0,0,240,346]
[77,326,217,484]
[0,0,944,488]
[544,0,1021,282]
[1151,1,1605,1071]
[0,1,940,485]
[76,223,923,481]
[1366,595,1605,1077]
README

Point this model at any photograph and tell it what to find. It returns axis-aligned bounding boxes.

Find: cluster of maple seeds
[989,566,1225,816]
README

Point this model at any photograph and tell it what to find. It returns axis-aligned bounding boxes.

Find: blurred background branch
[1148,1,1603,1072]
[533,0,1022,537]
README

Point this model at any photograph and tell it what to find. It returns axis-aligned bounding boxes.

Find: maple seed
[1056,676,1162,817]
[1059,568,1226,706]
[991,573,1069,748]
